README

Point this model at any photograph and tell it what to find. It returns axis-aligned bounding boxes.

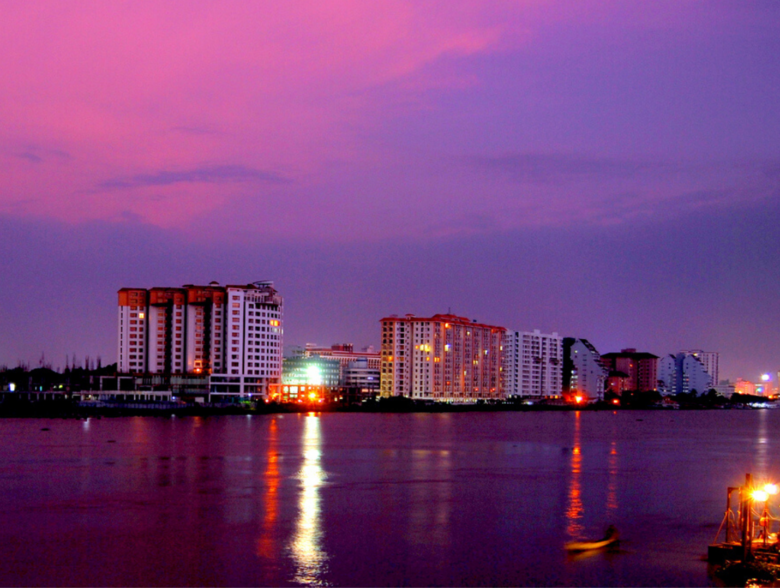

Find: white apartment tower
[380,314,505,402]
[118,281,283,398]
[504,329,563,398]
[680,350,719,388]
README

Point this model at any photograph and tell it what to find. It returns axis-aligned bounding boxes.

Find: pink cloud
[0,1,526,228]
[0,1,773,239]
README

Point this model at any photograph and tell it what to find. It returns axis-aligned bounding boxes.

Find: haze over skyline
[2,2,779,381]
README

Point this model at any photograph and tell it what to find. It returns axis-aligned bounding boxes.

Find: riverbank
[0,392,773,418]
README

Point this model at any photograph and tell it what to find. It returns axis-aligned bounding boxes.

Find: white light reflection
[289,414,329,586]
[756,409,768,479]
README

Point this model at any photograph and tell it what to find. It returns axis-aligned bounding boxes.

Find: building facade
[600,349,659,393]
[504,330,563,398]
[657,354,677,395]
[118,281,283,398]
[562,338,607,401]
[679,350,719,389]
[379,313,505,402]
[657,353,712,395]
[343,357,380,393]
[302,343,380,383]
[282,356,341,387]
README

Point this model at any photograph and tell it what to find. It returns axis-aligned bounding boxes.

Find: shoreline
[0,397,773,419]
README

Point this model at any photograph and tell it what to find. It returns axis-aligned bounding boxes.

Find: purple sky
[2,1,779,381]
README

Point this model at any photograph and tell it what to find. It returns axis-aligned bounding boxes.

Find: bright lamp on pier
[764,483,779,495]
[752,489,769,502]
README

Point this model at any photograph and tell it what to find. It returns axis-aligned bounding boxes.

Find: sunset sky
[2,1,779,380]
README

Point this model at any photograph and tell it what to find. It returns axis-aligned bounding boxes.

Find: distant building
[657,353,712,395]
[504,330,563,398]
[118,281,283,399]
[302,343,380,383]
[606,371,631,396]
[600,349,658,392]
[734,379,756,396]
[379,313,505,402]
[282,356,341,387]
[738,376,777,397]
[679,350,719,390]
[343,357,380,393]
[657,355,677,395]
[715,379,735,398]
[562,338,607,401]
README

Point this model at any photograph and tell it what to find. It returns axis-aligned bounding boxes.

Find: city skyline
[2,2,780,381]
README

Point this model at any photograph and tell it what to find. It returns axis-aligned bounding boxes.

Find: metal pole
[763,501,769,548]
[726,487,734,543]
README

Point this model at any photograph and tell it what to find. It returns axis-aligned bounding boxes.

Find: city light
[765,483,779,495]
[306,365,322,386]
[752,489,769,502]
[761,373,771,382]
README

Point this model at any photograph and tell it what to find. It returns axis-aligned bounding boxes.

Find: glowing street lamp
[752,489,768,503]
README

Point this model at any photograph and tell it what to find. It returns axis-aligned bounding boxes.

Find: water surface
[0,410,777,586]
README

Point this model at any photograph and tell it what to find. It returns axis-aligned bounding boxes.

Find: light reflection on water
[566,411,584,540]
[256,416,279,560]
[756,408,769,480]
[2,411,779,587]
[606,438,619,516]
[289,413,329,586]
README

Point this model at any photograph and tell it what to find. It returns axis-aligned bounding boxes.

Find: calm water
[0,410,777,586]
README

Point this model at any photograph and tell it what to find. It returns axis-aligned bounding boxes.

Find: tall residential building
[658,353,712,395]
[679,350,719,389]
[118,281,283,398]
[504,330,563,398]
[118,288,149,374]
[657,354,677,395]
[600,349,659,392]
[562,338,607,401]
[379,313,505,402]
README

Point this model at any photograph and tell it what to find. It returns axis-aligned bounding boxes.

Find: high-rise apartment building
[658,353,712,395]
[562,338,607,401]
[600,349,658,392]
[379,313,505,402]
[504,330,563,398]
[679,350,719,388]
[118,281,283,398]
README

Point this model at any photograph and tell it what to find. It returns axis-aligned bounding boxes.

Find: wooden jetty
[709,473,780,564]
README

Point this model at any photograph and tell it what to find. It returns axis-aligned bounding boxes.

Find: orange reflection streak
[566,411,584,540]
[606,439,618,514]
[131,415,151,443]
[256,417,279,559]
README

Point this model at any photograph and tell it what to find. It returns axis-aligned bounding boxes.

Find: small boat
[565,525,620,552]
